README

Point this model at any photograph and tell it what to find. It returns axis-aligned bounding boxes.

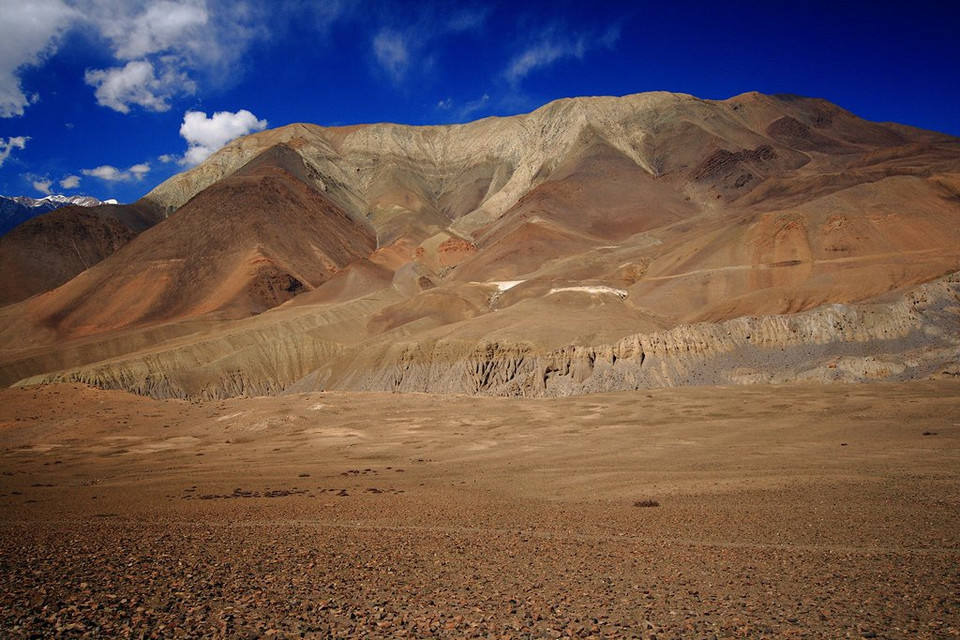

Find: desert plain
[1,380,958,639]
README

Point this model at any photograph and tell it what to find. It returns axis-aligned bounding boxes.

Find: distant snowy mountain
[0,194,118,236]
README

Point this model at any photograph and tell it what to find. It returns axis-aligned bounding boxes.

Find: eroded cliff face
[307,273,960,397]
[20,272,960,400]
[13,310,353,400]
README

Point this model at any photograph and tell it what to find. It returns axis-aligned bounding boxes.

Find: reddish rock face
[435,237,478,268]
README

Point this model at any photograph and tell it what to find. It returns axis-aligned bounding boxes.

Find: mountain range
[1,91,958,398]
[0,194,118,236]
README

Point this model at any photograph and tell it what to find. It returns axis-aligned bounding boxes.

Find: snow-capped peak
[0,194,122,236]
[20,194,114,208]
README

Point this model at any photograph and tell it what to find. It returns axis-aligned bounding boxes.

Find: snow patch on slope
[490,280,524,292]
[547,286,628,299]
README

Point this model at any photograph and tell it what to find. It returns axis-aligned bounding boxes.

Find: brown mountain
[0,200,161,306]
[14,144,374,341]
[1,91,958,397]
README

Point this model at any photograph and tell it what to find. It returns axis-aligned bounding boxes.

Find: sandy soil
[1,382,958,638]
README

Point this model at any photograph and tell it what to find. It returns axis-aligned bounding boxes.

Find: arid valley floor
[1,381,958,638]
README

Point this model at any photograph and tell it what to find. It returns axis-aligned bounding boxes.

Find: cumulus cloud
[1,1,353,117]
[0,1,356,118]
[130,163,151,179]
[505,25,620,85]
[0,136,29,167]
[85,59,195,113]
[82,162,151,182]
[0,0,264,116]
[97,0,209,60]
[179,109,267,166]
[60,174,81,189]
[0,0,78,117]
[83,0,240,68]
[98,0,278,83]
[78,0,266,114]
[32,177,54,195]
[82,165,126,181]
[373,30,410,84]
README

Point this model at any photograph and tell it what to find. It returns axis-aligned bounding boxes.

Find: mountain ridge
[0,194,118,236]
[1,90,958,398]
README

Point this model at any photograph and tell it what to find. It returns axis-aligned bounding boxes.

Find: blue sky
[0,0,957,203]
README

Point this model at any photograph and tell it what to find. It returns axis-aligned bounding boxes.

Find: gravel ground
[2,512,957,639]
[1,382,959,638]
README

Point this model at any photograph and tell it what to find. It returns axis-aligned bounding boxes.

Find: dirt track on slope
[1,382,958,638]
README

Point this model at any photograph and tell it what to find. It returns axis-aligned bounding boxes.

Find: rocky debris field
[1,382,959,638]
[3,514,958,639]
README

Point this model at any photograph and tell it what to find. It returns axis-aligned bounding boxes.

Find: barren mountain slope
[1,91,958,397]
[7,145,375,342]
[0,201,161,306]
[145,91,946,225]
[136,91,960,316]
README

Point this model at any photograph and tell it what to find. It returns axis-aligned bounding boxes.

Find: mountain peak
[7,194,115,208]
[0,194,119,236]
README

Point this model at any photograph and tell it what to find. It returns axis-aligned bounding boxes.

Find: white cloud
[158,153,177,163]
[60,174,81,189]
[506,42,568,84]
[1,1,353,117]
[82,165,126,181]
[371,8,490,87]
[373,30,410,84]
[85,59,195,113]
[0,1,353,118]
[0,136,29,167]
[0,0,78,117]
[130,162,151,178]
[32,177,54,195]
[79,0,260,114]
[505,26,620,85]
[179,109,267,166]
[0,0,261,117]
[98,0,209,60]
[82,162,151,182]
[436,94,491,122]
[93,0,275,83]
[458,93,490,121]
